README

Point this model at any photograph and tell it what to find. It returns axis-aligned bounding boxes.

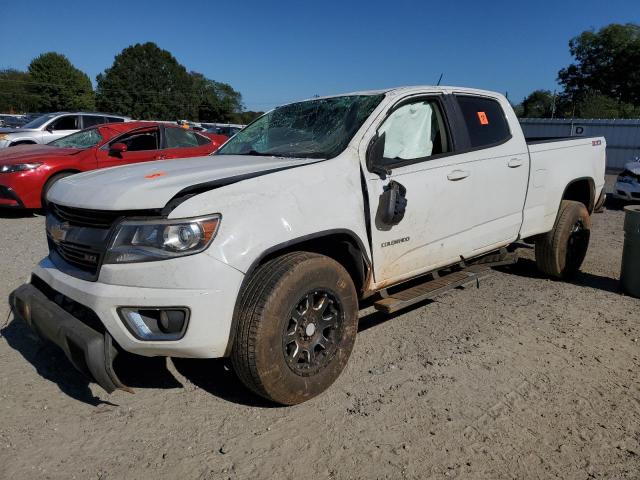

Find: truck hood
[49,154,320,211]
[0,144,81,165]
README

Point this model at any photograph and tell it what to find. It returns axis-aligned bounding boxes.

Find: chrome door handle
[447,169,470,181]
[508,158,524,168]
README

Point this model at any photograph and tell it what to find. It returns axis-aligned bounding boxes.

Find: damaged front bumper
[10,283,130,393]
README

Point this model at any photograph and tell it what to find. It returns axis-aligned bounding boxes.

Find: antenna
[436,73,444,86]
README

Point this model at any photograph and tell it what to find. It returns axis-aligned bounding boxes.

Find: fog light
[118,307,189,341]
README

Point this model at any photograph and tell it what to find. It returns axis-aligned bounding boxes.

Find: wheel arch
[562,177,596,213]
[9,140,37,147]
[224,229,371,356]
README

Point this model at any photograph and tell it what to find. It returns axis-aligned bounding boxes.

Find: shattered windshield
[216,94,384,159]
[49,128,103,149]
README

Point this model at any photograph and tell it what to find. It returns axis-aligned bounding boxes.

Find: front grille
[51,203,158,229]
[47,204,162,280]
[632,192,640,199]
[52,240,102,275]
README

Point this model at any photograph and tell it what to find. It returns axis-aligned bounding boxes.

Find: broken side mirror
[377,180,408,226]
[366,132,390,178]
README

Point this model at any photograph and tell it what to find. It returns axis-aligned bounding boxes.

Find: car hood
[0,128,38,134]
[49,154,320,211]
[0,144,82,166]
[623,162,640,175]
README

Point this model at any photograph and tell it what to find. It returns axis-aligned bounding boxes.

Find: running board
[373,251,518,314]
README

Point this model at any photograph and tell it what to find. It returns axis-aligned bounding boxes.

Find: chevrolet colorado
[11,86,606,405]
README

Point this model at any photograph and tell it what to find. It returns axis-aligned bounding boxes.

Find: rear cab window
[455,95,511,148]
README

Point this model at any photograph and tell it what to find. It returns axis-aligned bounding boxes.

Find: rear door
[451,93,529,252]
[81,115,106,129]
[161,126,214,159]
[96,126,163,169]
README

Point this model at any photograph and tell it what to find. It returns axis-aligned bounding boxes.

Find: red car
[0,122,227,209]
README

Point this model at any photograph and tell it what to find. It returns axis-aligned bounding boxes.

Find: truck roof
[293,85,505,105]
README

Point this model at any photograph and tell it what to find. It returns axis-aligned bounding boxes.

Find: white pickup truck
[11,86,606,405]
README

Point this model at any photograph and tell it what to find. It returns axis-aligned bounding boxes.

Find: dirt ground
[0,181,639,479]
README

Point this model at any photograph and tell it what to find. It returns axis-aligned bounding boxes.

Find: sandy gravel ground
[0,185,639,479]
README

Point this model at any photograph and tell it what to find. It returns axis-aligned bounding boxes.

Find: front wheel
[231,252,358,405]
[535,200,591,279]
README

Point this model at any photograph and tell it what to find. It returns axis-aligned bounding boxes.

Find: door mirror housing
[366,132,390,178]
[45,124,54,133]
[109,142,128,157]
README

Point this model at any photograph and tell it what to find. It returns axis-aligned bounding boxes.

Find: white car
[0,112,130,148]
[613,161,640,202]
[11,86,606,405]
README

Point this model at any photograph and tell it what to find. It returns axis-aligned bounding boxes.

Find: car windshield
[216,94,384,159]
[21,113,57,129]
[49,128,103,149]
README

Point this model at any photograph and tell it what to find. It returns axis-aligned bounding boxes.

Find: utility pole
[551,90,557,119]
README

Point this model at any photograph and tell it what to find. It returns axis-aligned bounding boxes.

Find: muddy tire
[231,252,358,405]
[41,172,75,211]
[535,200,591,279]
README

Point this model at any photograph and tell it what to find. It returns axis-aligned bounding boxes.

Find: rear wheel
[535,200,591,279]
[41,172,75,211]
[231,252,358,405]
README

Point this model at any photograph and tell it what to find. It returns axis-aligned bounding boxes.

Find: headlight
[104,215,221,264]
[0,163,42,173]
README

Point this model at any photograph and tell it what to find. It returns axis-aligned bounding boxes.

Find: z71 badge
[381,237,410,248]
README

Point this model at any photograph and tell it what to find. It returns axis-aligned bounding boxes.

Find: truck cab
[11,86,606,405]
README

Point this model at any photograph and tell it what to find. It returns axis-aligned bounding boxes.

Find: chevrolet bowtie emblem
[49,221,70,242]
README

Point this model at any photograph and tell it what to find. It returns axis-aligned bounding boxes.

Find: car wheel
[232,252,358,405]
[41,172,75,211]
[535,200,591,279]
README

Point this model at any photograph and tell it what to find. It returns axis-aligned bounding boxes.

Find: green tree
[520,90,557,118]
[0,69,39,113]
[96,42,195,119]
[190,72,244,122]
[558,23,640,106]
[28,52,94,111]
[574,91,640,119]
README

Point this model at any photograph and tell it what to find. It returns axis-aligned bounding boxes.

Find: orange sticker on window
[477,112,489,125]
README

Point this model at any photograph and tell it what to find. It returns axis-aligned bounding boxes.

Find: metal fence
[519,118,640,171]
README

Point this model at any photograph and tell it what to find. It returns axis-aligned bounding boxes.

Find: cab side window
[51,115,79,131]
[165,127,200,148]
[113,128,160,151]
[455,95,511,148]
[378,99,450,166]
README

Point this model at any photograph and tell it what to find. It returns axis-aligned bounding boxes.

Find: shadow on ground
[1,313,183,406]
[498,258,621,294]
[0,209,37,219]
[172,358,278,408]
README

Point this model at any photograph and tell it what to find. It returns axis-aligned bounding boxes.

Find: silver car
[0,112,130,148]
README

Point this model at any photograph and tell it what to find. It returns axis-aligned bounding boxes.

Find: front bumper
[10,283,129,393]
[613,181,640,201]
[27,254,245,359]
[0,184,25,208]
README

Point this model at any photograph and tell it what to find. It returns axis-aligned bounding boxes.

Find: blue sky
[1,0,638,111]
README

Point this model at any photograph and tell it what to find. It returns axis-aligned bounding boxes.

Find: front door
[44,115,80,143]
[363,96,479,286]
[97,126,163,169]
